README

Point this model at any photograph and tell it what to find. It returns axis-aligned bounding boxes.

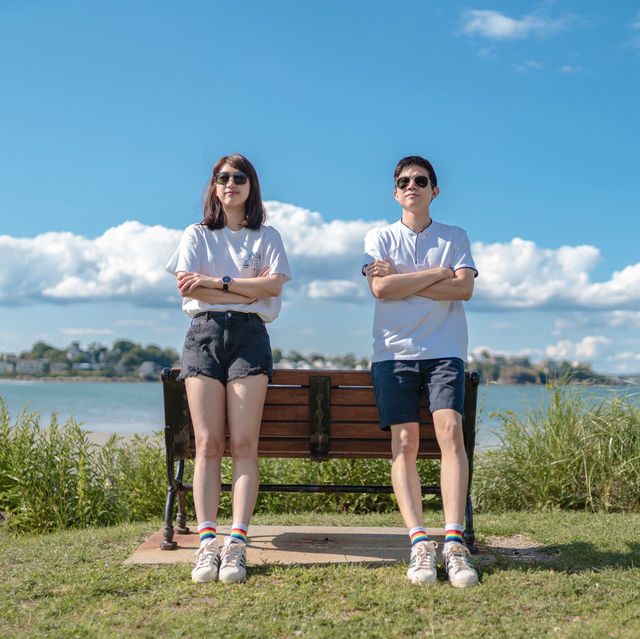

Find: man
[362,155,478,587]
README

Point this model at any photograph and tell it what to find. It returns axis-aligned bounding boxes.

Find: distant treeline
[1,342,634,385]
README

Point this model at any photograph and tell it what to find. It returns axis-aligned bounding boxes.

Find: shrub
[0,399,166,531]
[0,398,441,531]
[473,381,640,512]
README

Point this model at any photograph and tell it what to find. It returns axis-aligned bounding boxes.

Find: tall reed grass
[0,399,167,531]
[474,381,640,512]
[0,398,440,532]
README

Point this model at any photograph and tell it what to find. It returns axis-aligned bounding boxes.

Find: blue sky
[1,1,639,373]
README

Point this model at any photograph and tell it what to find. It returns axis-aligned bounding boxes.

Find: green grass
[1,512,639,638]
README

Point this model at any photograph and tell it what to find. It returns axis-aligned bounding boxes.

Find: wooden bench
[161,367,480,551]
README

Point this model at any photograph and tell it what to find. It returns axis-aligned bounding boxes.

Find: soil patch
[484,534,557,563]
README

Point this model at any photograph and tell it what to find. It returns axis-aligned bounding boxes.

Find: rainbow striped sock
[444,523,464,545]
[197,521,217,545]
[409,526,430,546]
[229,523,248,544]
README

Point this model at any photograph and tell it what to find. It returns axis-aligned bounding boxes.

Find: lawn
[1,511,639,638]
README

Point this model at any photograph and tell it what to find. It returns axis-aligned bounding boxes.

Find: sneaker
[218,536,247,583]
[191,538,220,583]
[407,540,438,584]
[443,542,478,587]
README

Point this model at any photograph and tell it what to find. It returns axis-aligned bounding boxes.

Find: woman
[166,154,291,583]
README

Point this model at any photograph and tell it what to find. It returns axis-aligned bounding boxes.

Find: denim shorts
[179,311,273,384]
[370,358,465,430]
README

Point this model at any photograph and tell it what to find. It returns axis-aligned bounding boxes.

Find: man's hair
[394,155,437,188]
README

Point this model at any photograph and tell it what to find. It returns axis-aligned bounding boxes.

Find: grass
[1,511,640,638]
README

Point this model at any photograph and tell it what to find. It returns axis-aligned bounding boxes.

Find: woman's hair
[201,154,266,230]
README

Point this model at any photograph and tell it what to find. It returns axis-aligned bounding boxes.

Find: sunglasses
[214,171,249,185]
[396,175,430,190]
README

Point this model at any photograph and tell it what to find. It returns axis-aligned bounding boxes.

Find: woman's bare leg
[226,373,268,525]
[185,375,226,524]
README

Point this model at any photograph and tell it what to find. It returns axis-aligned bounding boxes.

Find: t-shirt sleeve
[263,227,292,280]
[362,229,384,275]
[452,230,478,277]
[165,226,201,276]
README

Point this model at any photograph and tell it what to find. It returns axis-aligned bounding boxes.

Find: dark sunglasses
[396,175,430,190]
[214,171,248,185]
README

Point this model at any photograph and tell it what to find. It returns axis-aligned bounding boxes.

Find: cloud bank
[1,203,639,314]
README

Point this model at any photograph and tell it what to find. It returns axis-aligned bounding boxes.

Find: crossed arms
[365,259,475,301]
[176,269,288,304]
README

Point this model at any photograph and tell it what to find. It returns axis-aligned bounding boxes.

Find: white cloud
[0,221,182,306]
[307,279,369,303]
[632,12,640,30]
[460,9,571,40]
[515,60,544,72]
[545,336,610,361]
[472,238,640,311]
[555,310,640,330]
[558,65,582,73]
[1,208,639,312]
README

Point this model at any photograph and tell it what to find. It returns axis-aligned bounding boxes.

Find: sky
[1,0,639,374]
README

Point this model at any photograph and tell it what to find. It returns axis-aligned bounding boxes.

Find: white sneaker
[443,542,478,587]
[191,538,220,583]
[407,540,438,584]
[219,537,247,583]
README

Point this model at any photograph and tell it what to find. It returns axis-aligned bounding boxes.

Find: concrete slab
[125,526,494,566]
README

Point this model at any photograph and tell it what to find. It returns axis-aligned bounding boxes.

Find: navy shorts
[370,358,465,430]
[179,311,273,384]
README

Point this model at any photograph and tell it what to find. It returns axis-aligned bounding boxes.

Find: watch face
[222,276,231,284]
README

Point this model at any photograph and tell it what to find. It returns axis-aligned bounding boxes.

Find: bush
[0,399,166,531]
[473,381,640,512]
[0,398,441,531]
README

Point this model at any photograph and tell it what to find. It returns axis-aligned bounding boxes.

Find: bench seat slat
[264,387,310,404]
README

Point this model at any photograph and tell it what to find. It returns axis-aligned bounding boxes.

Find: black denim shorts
[179,311,273,384]
[370,357,465,430]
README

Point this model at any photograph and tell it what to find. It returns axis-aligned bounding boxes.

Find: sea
[0,380,638,451]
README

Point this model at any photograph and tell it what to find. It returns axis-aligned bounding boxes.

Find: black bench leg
[463,491,477,553]
[162,486,178,550]
[175,459,189,534]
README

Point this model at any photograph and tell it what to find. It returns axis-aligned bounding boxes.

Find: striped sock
[197,521,217,545]
[444,523,464,546]
[229,523,248,544]
[409,526,430,546]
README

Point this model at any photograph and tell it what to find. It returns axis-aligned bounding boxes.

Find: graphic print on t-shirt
[241,251,262,274]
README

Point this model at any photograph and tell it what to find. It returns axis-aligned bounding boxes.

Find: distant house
[50,362,69,373]
[138,361,156,377]
[16,359,46,374]
[0,361,15,373]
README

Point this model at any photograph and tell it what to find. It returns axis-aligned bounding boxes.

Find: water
[0,380,637,450]
[0,380,164,435]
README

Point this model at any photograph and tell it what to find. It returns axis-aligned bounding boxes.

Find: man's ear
[393,188,399,202]
[431,186,440,200]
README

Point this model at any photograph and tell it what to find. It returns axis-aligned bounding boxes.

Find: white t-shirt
[166,223,292,323]
[363,219,477,363]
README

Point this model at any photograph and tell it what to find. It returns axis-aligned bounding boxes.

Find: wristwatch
[222,276,232,292]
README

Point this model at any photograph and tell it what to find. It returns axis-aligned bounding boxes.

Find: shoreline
[0,375,159,383]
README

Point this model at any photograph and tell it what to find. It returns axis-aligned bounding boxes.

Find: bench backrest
[161,368,480,462]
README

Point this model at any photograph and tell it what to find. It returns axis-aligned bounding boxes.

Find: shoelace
[221,543,244,567]
[446,544,472,571]
[413,541,438,568]
[194,542,218,568]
